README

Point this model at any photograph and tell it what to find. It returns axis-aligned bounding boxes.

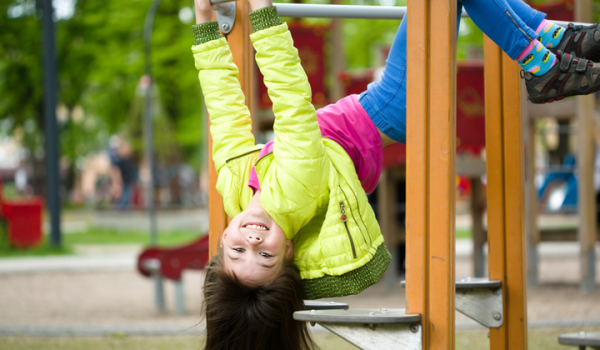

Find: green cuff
[192,21,222,45]
[249,6,282,33]
[301,244,392,300]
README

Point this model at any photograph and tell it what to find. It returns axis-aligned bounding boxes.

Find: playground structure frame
[205,1,597,349]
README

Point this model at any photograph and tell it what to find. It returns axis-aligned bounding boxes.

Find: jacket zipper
[506,11,534,42]
[339,186,369,247]
[347,186,371,246]
[340,202,357,259]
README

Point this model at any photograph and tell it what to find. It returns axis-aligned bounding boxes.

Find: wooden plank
[405,0,430,345]
[501,53,528,350]
[428,1,457,349]
[208,3,255,258]
[406,1,456,348]
[484,37,529,350]
[483,37,508,350]
[575,0,597,292]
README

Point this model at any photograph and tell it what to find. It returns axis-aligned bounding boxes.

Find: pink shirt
[248,95,382,194]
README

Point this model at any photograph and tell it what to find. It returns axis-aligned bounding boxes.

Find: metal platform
[559,332,600,350]
[294,308,420,324]
[303,300,349,310]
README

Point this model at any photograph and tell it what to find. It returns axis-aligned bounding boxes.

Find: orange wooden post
[484,37,528,350]
[208,1,255,258]
[406,0,457,348]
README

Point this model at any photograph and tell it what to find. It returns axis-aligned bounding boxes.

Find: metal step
[294,308,421,350]
[559,332,600,350]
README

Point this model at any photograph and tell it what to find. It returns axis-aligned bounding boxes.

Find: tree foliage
[0,0,204,196]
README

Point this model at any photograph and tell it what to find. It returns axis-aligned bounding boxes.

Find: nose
[246,234,263,244]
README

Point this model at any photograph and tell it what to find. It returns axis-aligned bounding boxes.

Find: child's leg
[358,5,463,144]
[463,0,600,103]
[461,0,539,60]
[507,0,600,60]
[358,17,408,144]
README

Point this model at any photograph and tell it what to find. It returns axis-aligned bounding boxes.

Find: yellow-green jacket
[192,23,390,299]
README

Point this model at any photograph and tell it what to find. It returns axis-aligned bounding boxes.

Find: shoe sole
[528,84,600,104]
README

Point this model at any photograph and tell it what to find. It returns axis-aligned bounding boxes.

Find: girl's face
[220,191,292,287]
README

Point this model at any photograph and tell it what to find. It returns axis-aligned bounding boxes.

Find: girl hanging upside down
[191,0,600,348]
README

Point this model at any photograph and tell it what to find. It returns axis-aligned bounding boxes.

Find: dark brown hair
[201,254,318,350]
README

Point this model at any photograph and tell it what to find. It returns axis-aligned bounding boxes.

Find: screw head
[310,309,316,314]
[493,313,501,321]
[221,23,230,31]
[410,324,419,333]
[381,308,387,312]
[368,312,375,316]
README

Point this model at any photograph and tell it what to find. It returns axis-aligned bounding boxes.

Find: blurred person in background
[110,142,137,209]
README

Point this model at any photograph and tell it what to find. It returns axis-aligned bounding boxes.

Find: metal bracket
[320,323,421,350]
[401,278,504,328]
[455,278,504,328]
[214,2,236,35]
[294,309,422,350]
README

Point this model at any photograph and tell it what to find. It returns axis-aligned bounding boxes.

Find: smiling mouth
[242,222,270,231]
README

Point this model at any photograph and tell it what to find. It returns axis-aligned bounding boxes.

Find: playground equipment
[559,332,600,349]
[137,234,209,314]
[0,179,44,249]
[524,0,598,292]
[204,1,596,349]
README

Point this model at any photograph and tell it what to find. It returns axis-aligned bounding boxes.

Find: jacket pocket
[339,201,357,259]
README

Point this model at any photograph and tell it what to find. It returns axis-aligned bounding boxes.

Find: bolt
[493,313,501,321]
[310,309,316,314]
[368,312,375,316]
[221,23,230,31]
[310,322,316,327]
[381,308,387,312]
[410,324,419,333]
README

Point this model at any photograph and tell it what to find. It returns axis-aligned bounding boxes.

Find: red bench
[0,179,44,248]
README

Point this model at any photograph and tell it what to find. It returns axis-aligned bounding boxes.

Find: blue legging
[359,0,547,144]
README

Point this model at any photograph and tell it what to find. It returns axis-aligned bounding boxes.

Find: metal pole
[143,0,165,313]
[41,0,61,248]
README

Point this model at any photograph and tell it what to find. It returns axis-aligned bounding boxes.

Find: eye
[233,248,245,253]
[260,252,272,258]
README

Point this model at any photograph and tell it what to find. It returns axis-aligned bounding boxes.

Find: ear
[220,229,227,248]
[284,240,293,259]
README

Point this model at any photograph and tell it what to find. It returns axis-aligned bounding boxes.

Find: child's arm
[249,5,329,198]
[192,0,258,174]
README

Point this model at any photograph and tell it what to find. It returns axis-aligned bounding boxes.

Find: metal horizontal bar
[274,3,406,19]
[212,1,589,25]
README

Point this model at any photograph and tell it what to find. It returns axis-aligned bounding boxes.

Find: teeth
[245,224,268,230]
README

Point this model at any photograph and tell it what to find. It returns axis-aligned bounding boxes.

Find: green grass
[0,227,203,258]
[0,327,598,350]
[456,229,471,239]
